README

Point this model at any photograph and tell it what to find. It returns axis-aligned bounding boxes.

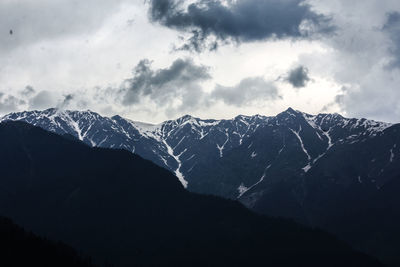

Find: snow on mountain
[2,107,399,266]
[0,107,396,194]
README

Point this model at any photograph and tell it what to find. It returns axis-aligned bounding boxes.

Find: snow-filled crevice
[62,112,83,141]
[302,115,336,172]
[237,164,271,198]
[289,126,311,161]
[216,130,229,158]
[237,174,265,198]
[322,128,333,150]
[162,140,188,188]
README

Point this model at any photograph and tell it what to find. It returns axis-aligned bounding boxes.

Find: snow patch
[187,154,196,161]
[237,164,271,198]
[303,164,312,173]
[237,175,265,198]
[237,184,248,195]
[129,120,162,141]
[390,144,396,162]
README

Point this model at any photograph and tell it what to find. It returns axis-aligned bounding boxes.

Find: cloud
[0,86,79,115]
[148,0,334,51]
[0,57,281,121]
[20,85,36,97]
[0,92,25,113]
[295,0,400,122]
[57,94,74,109]
[119,58,282,114]
[0,0,127,53]
[120,58,211,112]
[383,11,400,68]
[29,90,57,110]
[209,77,281,107]
[285,65,311,88]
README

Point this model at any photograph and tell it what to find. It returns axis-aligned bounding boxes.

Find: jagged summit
[179,114,195,121]
[283,107,297,113]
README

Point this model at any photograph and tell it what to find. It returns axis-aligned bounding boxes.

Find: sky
[1,0,400,123]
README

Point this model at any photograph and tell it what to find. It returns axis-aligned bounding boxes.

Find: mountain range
[1,108,399,264]
[0,121,382,266]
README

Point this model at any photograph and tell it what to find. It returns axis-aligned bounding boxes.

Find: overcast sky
[1,0,400,123]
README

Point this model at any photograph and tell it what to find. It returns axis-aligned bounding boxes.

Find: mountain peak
[284,107,300,114]
[180,114,194,120]
[276,107,302,119]
[175,114,198,125]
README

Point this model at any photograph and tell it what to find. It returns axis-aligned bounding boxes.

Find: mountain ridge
[0,120,383,266]
[1,108,399,264]
[0,107,395,193]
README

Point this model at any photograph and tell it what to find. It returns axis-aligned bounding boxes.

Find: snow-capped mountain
[0,121,383,267]
[0,108,269,188]
[1,108,398,218]
[2,107,400,264]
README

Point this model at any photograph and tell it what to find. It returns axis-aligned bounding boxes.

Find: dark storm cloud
[285,65,311,88]
[209,77,281,106]
[148,0,334,52]
[383,12,400,68]
[121,58,211,109]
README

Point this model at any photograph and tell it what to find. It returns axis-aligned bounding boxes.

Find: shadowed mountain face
[2,108,399,264]
[0,121,382,266]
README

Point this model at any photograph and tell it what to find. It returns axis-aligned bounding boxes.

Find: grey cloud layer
[149,0,333,51]
[120,58,211,112]
[120,58,282,112]
[0,93,24,113]
[0,87,55,113]
[210,77,281,106]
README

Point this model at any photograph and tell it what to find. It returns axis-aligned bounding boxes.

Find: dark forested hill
[0,216,93,267]
[0,121,382,266]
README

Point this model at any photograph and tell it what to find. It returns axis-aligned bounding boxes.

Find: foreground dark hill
[0,121,381,266]
[0,216,93,267]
